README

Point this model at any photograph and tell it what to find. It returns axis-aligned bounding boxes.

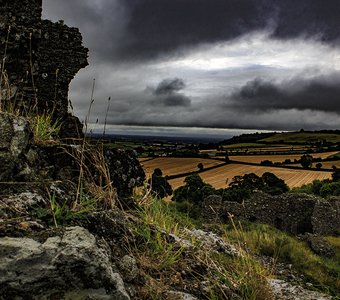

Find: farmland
[140,157,224,178]
[230,151,339,164]
[168,163,333,190]
[259,132,340,144]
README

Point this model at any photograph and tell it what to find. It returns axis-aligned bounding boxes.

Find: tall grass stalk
[103,96,111,137]
[0,25,11,111]
[75,78,96,207]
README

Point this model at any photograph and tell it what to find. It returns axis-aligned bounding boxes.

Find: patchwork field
[168,163,332,190]
[139,157,224,178]
[230,151,339,164]
[311,160,340,169]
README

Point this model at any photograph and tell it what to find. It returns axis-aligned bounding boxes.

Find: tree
[149,168,173,198]
[332,169,340,182]
[197,162,204,171]
[315,162,322,169]
[229,173,264,191]
[300,154,313,169]
[261,172,289,195]
[173,173,215,205]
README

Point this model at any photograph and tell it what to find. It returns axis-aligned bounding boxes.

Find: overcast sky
[42,0,340,136]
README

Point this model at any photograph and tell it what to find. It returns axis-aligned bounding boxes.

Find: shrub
[315,162,322,169]
[260,160,273,166]
[319,181,340,197]
[300,154,313,169]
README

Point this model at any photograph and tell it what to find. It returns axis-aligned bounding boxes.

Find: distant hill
[221,130,340,145]
[260,131,340,144]
[220,132,275,145]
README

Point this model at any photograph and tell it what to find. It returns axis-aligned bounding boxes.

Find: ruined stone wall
[202,192,340,235]
[0,0,88,137]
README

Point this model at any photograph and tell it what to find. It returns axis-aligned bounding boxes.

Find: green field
[259,132,340,144]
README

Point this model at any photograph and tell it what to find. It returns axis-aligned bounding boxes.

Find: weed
[44,185,97,228]
[30,113,62,144]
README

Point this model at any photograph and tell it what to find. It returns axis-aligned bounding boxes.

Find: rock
[187,229,239,256]
[118,255,139,282]
[0,226,130,299]
[302,234,335,257]
[166,291,199,300]
[0,190,47,219]
[104,149,145,200]
[0,113,31,181]
[269,279,332,300]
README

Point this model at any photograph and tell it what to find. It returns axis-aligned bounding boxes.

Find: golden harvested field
[312,161,340,169]
[138,157,153,162]
[230,151,339,164]
[139,157,224,178]
[168,163,332,190]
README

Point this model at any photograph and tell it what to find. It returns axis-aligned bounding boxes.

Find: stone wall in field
[202,192,340,235]
[0,0,88,137]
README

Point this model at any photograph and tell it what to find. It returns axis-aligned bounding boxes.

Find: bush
[260,160,273,166]
[315,162,322,169]
[149,168,173,198]
[300,154,313,169]
[319,181,340,197]
[173,174,215,205]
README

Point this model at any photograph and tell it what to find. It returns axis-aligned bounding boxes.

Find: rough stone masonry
[0,0,88,137]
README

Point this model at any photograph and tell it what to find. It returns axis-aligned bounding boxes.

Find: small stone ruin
[0,0,88,137]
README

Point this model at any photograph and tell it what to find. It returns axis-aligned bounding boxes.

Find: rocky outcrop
[0,112,145,200]
[0,0,88,137]
[202,192,340,235]
[0,226,130,299]
[0,113,31,181]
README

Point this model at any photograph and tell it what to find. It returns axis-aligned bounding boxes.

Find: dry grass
[168,163,332,190]
[140,157,224,178]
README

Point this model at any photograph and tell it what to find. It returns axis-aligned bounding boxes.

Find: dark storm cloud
[44,0,340,63]
[154,78,186,95]
[122,0,266,59]
[269,0,340,43]
[229,74,340,113]
[151,78,191,107]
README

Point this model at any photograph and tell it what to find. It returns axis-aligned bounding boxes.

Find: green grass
[30,114,61,144]
[223,222,340,296]
[222,143,272,149]
[260,132,340,144]
[130,196,274,299]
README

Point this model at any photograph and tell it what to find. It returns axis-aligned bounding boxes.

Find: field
[139,157,224,178]
[259,132,340,143]
[230,151,339,164]
[311,161,340,169]
[168,163,332,190]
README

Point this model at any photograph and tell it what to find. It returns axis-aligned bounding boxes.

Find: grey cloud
[155,94,191,107]
[44,0,340,63]
[269,0,340,44]
[229,75,340,113]
[154,78,186,95]
[151,78,191,107]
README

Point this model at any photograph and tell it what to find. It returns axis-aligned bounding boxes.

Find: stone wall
[0,0,88,137]
[202,192,340,235]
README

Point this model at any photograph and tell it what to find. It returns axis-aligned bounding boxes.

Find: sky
[42,0,340,137]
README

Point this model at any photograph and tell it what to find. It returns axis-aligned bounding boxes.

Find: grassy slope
[132,196,340,298]
[259,132,340,144]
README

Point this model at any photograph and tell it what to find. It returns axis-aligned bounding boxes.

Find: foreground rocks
[0,226,130,299]
[269,279,332,300]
